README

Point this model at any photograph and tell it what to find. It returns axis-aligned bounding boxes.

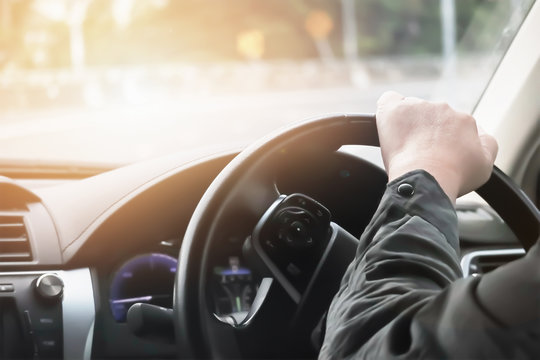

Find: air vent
[0,215,33,262]
[461,249,524,277]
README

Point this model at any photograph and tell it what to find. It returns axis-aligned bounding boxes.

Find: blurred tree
[352,0,516,56]
[82,0,342,64]
[2,0,525,67]
[0,0,33,67]
[353,0,440,55]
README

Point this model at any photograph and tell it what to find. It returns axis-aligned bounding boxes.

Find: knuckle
[391,101,413,118]
[455,111,474,125]
[462,112,475,122]
[377,90,402,107]
[434,101,451,110]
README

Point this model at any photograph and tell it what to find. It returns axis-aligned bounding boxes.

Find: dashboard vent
[0,215,33,262]
[461,249,524,277]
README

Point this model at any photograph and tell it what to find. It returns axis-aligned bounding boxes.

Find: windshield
[0,0,535,167]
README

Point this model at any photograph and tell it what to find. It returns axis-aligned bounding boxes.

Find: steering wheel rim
[174,114,540,358]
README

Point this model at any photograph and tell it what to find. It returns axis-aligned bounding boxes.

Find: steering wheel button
[291,221,307,235]
[277,211,293,224]
[286,263,301,276]
[284,220,314,247]
[397,183,415,197]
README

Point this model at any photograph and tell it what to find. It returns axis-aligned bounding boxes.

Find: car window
[0,0,535,166]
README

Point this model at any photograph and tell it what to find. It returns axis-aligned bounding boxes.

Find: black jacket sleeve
[319,170,540,359]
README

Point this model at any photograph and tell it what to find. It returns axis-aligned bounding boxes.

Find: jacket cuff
[385,169,459,254]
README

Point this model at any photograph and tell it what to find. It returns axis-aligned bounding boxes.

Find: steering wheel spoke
[238,193,361,355]
[244,194,332,302]
[224,277,298,358]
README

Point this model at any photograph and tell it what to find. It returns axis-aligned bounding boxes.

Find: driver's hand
[375,91,498,204]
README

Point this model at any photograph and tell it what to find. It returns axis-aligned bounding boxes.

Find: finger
[478,127,499,163]
[376,91,405,110]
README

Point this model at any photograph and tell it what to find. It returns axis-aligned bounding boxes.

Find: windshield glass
[0,0,535,166]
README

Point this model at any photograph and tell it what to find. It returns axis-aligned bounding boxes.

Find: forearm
[320,171,540,358]
[321,170,462,358]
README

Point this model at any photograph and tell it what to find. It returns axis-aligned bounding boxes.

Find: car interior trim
[60,268,95,360]
[460,248,525,277]
[474,0,540,177]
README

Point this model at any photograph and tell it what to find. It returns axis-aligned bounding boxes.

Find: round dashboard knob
[35,273,64,300]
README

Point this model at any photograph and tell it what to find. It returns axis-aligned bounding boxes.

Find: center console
[0,269,95,359]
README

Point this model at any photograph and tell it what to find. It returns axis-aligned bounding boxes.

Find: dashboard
[0,146,522,359]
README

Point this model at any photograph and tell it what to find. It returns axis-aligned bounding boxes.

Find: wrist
[387,159,460,204]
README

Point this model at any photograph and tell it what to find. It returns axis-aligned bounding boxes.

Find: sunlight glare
[112,0,135,29]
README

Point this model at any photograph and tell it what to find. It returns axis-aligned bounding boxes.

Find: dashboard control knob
[35,274,64,300]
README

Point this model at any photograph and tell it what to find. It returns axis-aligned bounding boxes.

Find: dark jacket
[320,170,540,359]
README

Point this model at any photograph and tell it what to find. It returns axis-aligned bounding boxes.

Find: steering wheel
[174,114,540,358]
